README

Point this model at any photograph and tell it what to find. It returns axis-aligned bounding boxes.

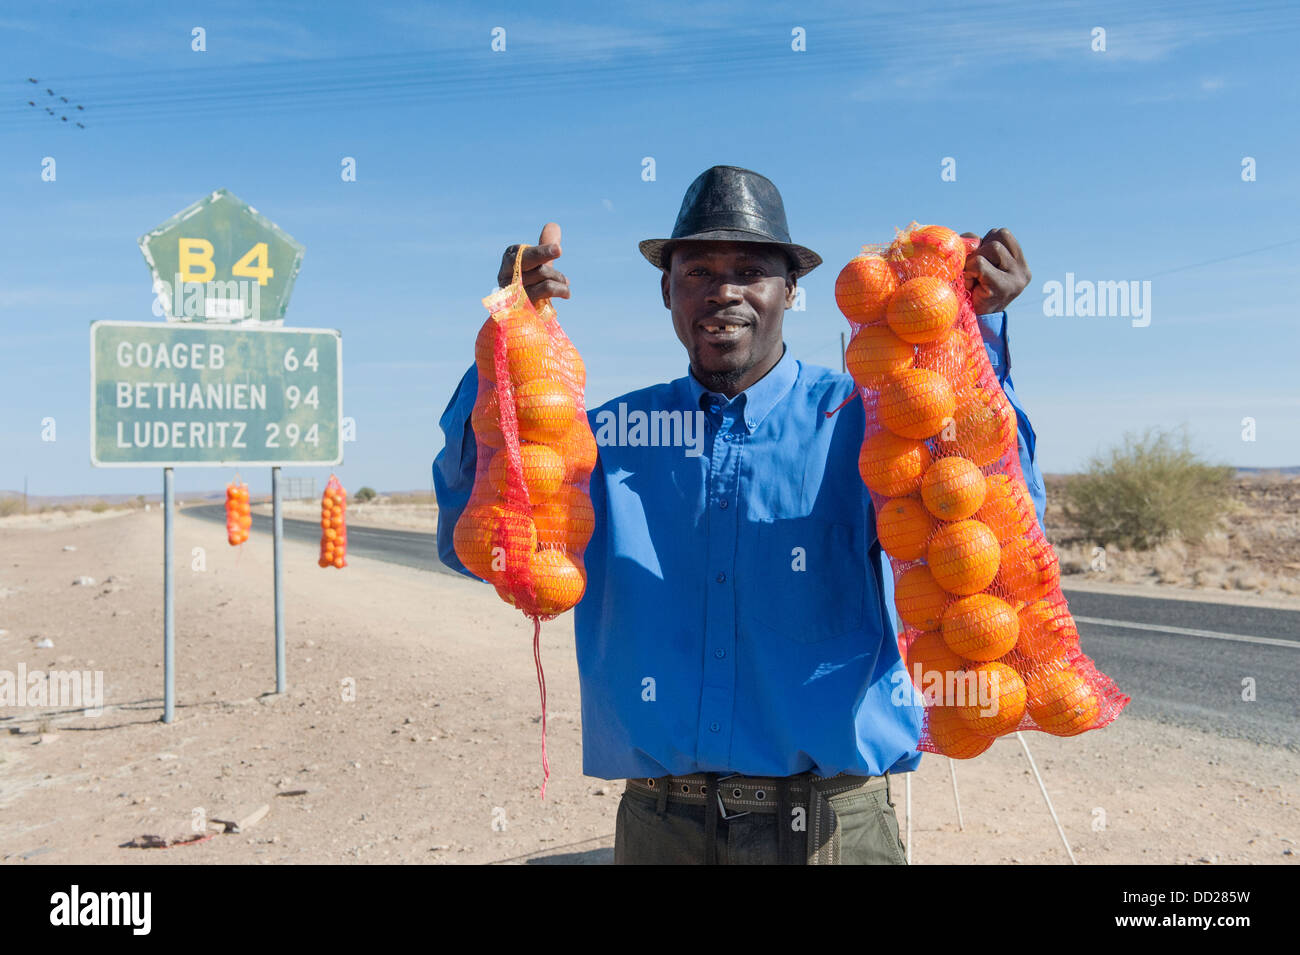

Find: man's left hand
[961,228,1031,314]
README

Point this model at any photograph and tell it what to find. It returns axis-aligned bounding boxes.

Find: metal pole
[163,467,175,723]
[273,466,285,693]
[949,758,965,830]
[1016,732,1077,864]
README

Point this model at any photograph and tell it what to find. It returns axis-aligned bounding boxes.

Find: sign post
[91,320,341,717]
[163,467,175,723]
[95,190,330,721]
[272,466,286,693]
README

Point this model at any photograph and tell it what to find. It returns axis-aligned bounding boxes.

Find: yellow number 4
[232,241,274,286]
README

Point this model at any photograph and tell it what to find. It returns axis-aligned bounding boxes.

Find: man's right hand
[498,222,569,307]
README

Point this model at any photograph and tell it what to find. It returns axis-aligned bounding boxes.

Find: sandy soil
[0,510,1295,865]
[0,507,143,531]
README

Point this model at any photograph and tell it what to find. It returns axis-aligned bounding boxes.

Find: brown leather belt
[626,771,884,816]
[625,771,892,864]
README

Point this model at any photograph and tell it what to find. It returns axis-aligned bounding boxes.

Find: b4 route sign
[139,189,305,324]
[90,321,342,467]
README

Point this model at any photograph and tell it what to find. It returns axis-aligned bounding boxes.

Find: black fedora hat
[639,165,822,278]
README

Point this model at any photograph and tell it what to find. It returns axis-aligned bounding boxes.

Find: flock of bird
[25,77,86,127]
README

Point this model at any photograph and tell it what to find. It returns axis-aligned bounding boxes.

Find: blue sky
[2,0,1298,497]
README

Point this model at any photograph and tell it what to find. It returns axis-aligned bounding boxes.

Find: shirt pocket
[745,517,865,645]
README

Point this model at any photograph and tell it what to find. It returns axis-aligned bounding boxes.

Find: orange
[875,496,934,561]
[887,225,967,284]
[529,549,587,615]
[845,325,914,389]
[858,430,932,497]
[937,396,1015,467]
[471,386,506,449]
[1013,599,1076,668]
[487,443,567,503]
[515,379,578,444]
[886,276,959,344]
[976,474,1035,542]
[997,536,1060,602]
[921,457,987,521]
[532,484,596,552]
[474,312,553,385]
[1026,666,1100,736]
[894,565,950,631]
[904,629,965,692]
[835,253,898,325]
[914,329,968,379]
[453,503,537,581]
[877,368,956,440]
[557,419,598,482]
[926,705,994,759]
[941,594,1019,662]
[956,661,1026,737]
[557,337,586,391]
[927,519,1000,595]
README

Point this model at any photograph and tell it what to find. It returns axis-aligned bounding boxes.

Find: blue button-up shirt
[434,311,1045,780]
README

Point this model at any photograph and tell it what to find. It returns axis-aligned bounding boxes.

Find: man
[434,165,1042,864]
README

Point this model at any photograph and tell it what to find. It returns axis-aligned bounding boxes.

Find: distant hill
[1234,466,1300,477]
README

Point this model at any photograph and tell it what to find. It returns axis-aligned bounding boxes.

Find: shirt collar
[685,344,799,434]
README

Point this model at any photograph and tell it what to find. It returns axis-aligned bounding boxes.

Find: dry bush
[1061,428,1233,550]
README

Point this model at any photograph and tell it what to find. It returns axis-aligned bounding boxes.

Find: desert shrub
[354,486,378,503]
[1061,427,1233,549]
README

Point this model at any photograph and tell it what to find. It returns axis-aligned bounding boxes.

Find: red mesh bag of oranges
[835,224,1129,760]
[452,243,597,794]
[225,479,250,546]
[318,475,347,568]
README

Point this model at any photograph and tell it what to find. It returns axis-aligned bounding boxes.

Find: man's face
[662,241,796,397]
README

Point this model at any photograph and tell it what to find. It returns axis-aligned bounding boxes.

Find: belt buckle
[715,773,750,821]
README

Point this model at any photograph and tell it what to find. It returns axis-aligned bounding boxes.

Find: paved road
[185,503,1299,749]
[187,502,457,577]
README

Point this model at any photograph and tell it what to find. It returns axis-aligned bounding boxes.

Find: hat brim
[639,230,822,279]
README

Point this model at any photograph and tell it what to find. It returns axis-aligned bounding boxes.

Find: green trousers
[614,773,909,865]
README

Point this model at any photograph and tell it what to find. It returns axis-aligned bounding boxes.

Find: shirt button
[716,572,726,583]
[719,499,729,510]
[714,648,726,659]
[709,721,720,732]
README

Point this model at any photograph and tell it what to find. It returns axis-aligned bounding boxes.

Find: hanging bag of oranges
[835,224,1129,759]
[318,475,347,568]
[225,478,250,546]
[452,244,597,795]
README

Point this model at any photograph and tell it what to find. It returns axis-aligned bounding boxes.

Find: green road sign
[90,321,342,467]
[139,189,305,324]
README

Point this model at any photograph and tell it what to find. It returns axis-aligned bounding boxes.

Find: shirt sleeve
[433,363,486,580]
[976,310,1047,531]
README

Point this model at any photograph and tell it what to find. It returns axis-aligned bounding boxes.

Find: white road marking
[1073,616,1298,649]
